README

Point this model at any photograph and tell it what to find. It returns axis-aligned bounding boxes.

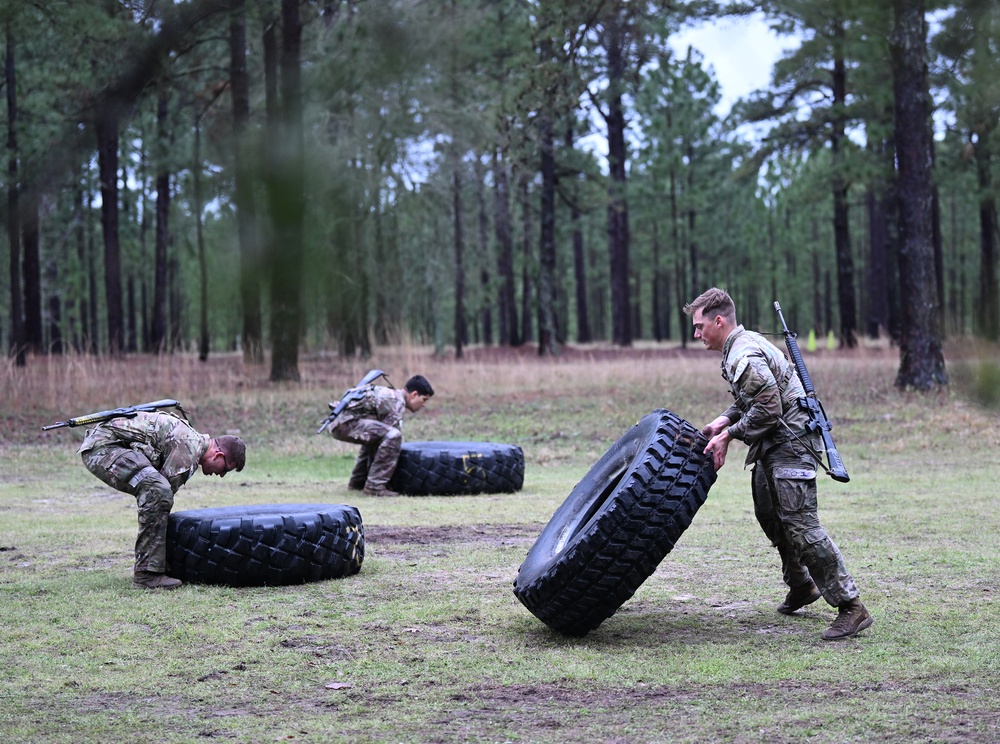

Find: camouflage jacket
[333,385,406,430]
[78,411,210,493]
[720,325,813,464]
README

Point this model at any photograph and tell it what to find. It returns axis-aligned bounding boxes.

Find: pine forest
[2,0,995,390]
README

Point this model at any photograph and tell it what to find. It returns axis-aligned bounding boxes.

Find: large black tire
[512,409,716,636]
[388,441,524,496]
[166,504,364,587]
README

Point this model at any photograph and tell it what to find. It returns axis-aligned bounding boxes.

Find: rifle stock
[773,302,850,483]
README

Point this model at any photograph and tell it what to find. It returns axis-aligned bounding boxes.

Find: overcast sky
[669,14,798,116]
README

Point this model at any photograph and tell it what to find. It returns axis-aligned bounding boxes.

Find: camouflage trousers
[330,418,402,490]
[751,444,860,607]
[82,445,174,573]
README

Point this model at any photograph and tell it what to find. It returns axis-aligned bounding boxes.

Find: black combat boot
[133,571,182,590]
[776,581,822,615]
[821,598,873,640]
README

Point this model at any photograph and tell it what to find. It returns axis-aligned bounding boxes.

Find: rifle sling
[775,416,832,477]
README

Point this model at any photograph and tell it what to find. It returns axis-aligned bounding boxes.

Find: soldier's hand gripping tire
[513,409,716,636]
[166,504,364,587]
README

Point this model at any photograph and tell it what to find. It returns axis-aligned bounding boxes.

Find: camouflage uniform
[79,411,209,573]
[720,325,860,607]
[328,385,406,491]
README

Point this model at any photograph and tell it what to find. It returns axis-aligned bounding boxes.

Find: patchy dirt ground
[365,523,540,547]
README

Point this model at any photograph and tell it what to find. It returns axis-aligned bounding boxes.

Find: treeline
[1,0,991,389]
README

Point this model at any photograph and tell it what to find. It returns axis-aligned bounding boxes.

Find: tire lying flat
[166,503,364,587]
[389,441,524,496]
[513,409,716,636]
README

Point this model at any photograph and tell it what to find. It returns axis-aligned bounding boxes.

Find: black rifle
[42,399,185,431]
[316,369,392,434]
[773,302,850,483]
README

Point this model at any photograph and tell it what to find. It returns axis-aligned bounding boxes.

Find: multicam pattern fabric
[719,325,860,607]
[79,411,210,573]
[331,385,405,430]
[329,386,406,490]
[719,325,811,465]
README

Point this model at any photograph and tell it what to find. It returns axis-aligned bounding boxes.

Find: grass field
[1,342,998,743]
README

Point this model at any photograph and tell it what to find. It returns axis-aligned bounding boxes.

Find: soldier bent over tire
[79,411,246,590]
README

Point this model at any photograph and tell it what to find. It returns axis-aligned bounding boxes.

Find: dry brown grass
[3,338,998,455]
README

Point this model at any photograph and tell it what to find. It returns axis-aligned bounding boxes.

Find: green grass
[1,344,999,742]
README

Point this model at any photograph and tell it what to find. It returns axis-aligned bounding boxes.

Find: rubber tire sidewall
[513,409,717,635]
[166,503,364,587]
[389,441,525,496]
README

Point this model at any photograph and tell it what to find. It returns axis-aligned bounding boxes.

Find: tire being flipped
[389,441,524,496]
[513,409,716,636]
[166,503,364,587]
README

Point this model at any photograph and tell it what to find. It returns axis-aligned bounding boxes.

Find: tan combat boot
[363,485,400,497]
[133,571,183,590]
[821,598,873,640]
[777,580,822,615]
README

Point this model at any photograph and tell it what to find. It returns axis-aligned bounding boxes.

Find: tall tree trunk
[831,24,858,347]
[687,157,699,309]
[267,0,305,382]
[890,0,947,389]
[493,150,518,345]
[452,155,466,359]
[866,182,890,338]
[570,154,591,344]
[974,145,998,340]
[138,125,149,352]
[195,116,209,361]
[537,103,558,356]
[373,173,390,345]
[605,21,630,347]
[169,252,182,351]
[230,0,264,363]
[96,106,124,355]
[571,206,590,344]
[930,139,945,337]
[74,182,87,352]
[126,275,137,352]
[22,190,41,354]
[812,228,823,333]
[47,261,62,354]
[671,163,686,348]
[6,23,24,365]
[87,194,99,353]
[520,176,533,345]
[474,156,492,345]
[151,91,170,353]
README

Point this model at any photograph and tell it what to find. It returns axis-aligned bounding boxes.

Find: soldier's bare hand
[701,416,731,439]
[704,430,732,471]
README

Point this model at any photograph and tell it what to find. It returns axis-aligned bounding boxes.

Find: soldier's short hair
[684,287,736,323]
[215,435,246,472]
[404,375,434,397]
